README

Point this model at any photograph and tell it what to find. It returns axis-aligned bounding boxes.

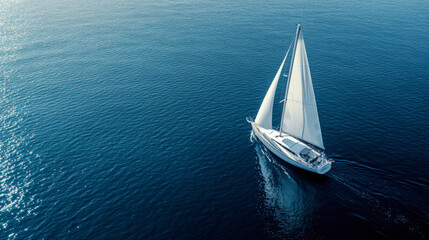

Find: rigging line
[282,37,295,76]
[278,37,295,104]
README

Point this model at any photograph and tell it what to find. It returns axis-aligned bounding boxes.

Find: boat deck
[260,128,322,165]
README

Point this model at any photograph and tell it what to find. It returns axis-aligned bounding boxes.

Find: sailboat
[247,24,333,174]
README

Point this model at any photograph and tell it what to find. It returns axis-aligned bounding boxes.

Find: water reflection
[0,1,37,239]
[253,136,320,238]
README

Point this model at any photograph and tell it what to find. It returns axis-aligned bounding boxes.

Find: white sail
[255,54,287,129]
[281,30,324,149]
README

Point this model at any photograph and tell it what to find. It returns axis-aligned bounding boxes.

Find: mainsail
[281,27,324,149]
[254,54,288,129]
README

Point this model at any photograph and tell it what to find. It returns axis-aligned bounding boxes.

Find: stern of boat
[316,153,333,174]
[317,162,331,174]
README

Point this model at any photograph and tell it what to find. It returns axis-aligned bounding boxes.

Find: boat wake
[250,134,428,239]
[326,158,428,238]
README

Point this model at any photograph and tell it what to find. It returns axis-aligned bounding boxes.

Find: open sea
[1,0,428,239]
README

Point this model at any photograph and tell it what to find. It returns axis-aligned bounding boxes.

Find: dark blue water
[1,0,428,239]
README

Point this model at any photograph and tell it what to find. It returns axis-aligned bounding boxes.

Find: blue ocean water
[1,0,428,239]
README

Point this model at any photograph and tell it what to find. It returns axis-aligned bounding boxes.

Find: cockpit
[277,136,320,164]
[300,147,319,164]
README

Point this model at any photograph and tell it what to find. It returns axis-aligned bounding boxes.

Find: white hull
[250,122,331,174]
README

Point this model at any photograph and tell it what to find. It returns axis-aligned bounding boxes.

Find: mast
[279,24,301,136]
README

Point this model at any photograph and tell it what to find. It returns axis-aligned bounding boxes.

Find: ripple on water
[0,86,38,239]
[0,1,39,239]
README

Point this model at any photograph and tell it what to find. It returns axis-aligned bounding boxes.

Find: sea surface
[1,0,428,239]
